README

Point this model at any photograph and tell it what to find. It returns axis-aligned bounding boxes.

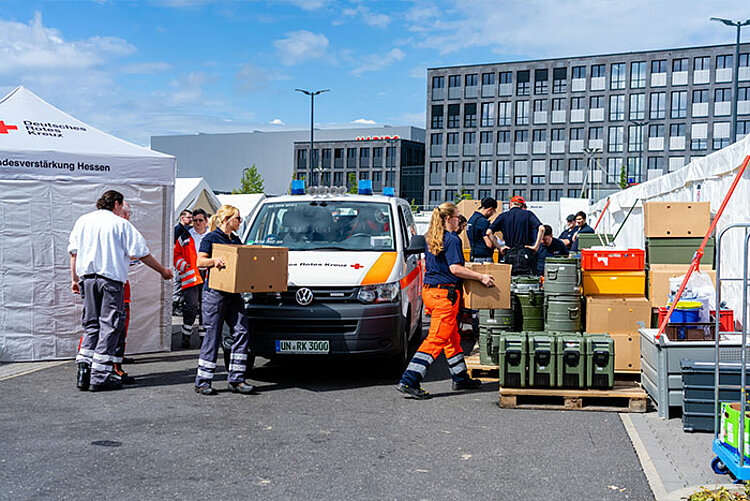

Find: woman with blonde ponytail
[193,205,255,396]
[397,202,495,400]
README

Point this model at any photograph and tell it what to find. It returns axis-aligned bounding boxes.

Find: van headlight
[357,282,400,304]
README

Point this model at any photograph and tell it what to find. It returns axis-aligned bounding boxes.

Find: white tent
[0,86,176,361]
[174,177,222,221]
[590,135,750,319]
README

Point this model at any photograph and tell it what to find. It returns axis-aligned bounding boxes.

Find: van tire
[388,316,412,375]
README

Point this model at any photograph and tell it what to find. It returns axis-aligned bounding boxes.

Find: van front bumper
[244,301,405,359]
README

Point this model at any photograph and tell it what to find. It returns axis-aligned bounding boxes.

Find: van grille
[249,286,359,305]
[253,319,358,335]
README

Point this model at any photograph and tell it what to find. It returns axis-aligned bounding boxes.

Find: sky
[0,0,748,147]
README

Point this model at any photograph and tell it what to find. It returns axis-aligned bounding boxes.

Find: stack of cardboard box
[456,199,500,262]
[643,201,716,314]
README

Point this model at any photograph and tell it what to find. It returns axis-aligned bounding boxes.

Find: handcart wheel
[711,457,728,475]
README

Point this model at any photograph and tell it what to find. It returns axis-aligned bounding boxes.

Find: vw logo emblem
[295,287,314,306]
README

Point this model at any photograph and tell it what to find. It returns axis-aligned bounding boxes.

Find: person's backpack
[504,246,537,276]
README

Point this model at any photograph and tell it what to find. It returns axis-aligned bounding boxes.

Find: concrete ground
[0,323,654,500]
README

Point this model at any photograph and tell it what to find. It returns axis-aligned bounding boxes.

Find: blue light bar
[358,179,373,195]
[291,179,305,195]
[383,187,395,197]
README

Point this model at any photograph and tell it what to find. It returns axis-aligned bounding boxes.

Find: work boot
[76,363,90,391]
[194,385,217,396]
[181,335,191,349]
[452,377,482,391]
[113,364,135,385]
[396,383,432,400]
[228,381,256,394]
[121,356,135,364]
[88,378,123,392]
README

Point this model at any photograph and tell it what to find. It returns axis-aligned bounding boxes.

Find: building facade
[293,136,425,205]
[151,126,424,195]
[424,43,750,208]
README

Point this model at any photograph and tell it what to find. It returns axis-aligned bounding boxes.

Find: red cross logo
[0,121,18,134]
[351,263,364,270]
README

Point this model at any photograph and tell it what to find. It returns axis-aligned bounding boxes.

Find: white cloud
[278,0,332,11]
[341,5,391,28]
[351,48,405,75]
[409,0,749,58]
[273,30,330,66]
[351,118,377,125]
[122,62,172,74]
[269,118,285,125]
[167,72,212,106]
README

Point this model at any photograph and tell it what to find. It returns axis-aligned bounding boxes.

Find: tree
[347,172,358,194]
[454,187,473,204]
[619,164,628,190]
[233,165,265,194]
[410,199,419,213]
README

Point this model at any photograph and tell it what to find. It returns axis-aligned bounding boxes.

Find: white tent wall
[174,177,221,221]
[589,135,750,323]
[0,180,172,361]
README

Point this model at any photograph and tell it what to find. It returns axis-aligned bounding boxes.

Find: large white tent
[590,134,750,319]
[174,177,222,222]
[0,86,176,361]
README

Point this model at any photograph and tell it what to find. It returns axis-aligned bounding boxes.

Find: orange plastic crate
[581,248,645,271]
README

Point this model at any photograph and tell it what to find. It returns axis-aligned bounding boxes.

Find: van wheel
[222,347,255,379]
[388,317,411,375]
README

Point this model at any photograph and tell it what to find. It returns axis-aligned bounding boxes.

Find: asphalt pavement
[0,328,652,500]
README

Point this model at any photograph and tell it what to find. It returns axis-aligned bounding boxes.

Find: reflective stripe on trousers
[195,288,250,387]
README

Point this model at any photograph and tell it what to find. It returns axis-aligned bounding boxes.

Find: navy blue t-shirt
[536,237,570,275]
[199,228,242,291]
[467,211,493,259]
[424,231,464,286]
[558,227,575,247]
[489,207,542,248]
[570,223,595,252]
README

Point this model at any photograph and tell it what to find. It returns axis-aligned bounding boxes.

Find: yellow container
[582,270,646,296]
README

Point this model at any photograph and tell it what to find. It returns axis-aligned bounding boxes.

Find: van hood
[288,251,399,287]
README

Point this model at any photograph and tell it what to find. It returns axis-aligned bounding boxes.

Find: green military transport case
[498,332,527,387]
[554,333,586,388]
[584,333,615,389]
[646,237,715,266]
[577,233,614,250]
[527,332,556,388]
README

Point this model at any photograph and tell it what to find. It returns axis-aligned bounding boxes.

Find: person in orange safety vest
[174,229,204,349]
[397,202,495,400]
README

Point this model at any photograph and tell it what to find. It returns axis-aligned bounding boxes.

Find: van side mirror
[405,235,426,256]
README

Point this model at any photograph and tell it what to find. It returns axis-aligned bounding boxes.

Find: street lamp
[710,17,750,143]
[629,119,649,182]
[295,88,330,186]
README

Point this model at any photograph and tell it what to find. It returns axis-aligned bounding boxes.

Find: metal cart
[711,223,750,482]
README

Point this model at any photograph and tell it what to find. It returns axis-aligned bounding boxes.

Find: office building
[425,43,750,207]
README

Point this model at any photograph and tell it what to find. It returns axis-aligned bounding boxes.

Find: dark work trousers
[469,256,494,335]
[195,288,250,388]
[114,302,130,363]
[182,285,200,337]
[75,275,125,385]
[198,269,207,327]
[172,271,183,304]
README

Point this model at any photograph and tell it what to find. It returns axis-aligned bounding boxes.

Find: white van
[239,192,425,370]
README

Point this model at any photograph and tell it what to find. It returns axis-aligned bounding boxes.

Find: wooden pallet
[498,379,648,413]
[465,352,499,382]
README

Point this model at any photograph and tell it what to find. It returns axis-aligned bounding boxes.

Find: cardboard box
[648,264,716,308]
[643,201,710,238]
[456,199,500,249]
[585,296,652,335]
[462,262,512,309]
[207,244,288,293]
[611,333,640,373]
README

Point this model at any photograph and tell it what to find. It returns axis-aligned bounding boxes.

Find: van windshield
[245,201,395,251]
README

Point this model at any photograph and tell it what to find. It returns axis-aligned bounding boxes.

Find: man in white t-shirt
[69,190,173,392]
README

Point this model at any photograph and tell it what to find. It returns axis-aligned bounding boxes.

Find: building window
[446,132,459,155]
[480,130,493,146]
[432,76,444,89]
[359,171,369,181]
[465,73,478,87]
[569,158,583,171]
[572,66,585,79]
[446,161,458,185]
[610,62,626,89]
[496,160,509,184]
[516,70,530,96]
[480,102,495,127]
[627,157,643,183]
[693,56,709,71]
[429,162,441,185]
[670,123,686,137]
[496,188,509,201]
[692,137,708,151]
[447,104,460,128]
[672,58,688,72]
[445,189,457,202]
[359,148,369,167]
[552,67,567,93]
[589,126,603,140]
[739,87,750,101]
[548,189,563,201]
[608,126,624,152]
[741,54,750,67]
[649,92,666,119]
[590,95,603,108]
[630,61,646,88]
[738,120,750,137]
[717,55,733,70]
[571,96,585,110]
[651,59,667,73]
[591,64,605,78]
[386,146,396,168]
[550,159,563,171]
[552,97,565,110]
[515,129,529,144]
[498,101,512,126]
[478,189,492,200]
[534,69,549,94]
[629,93,645,120]
[346,148,357,168]
[693,89,709,103]
[531,175,545,186]
[533,129,546,142]
[373,147,383,166]
[649,123,665,138]
[567,189,579,198]
[479,160,492,184]
[530,189,544,201]
[499,71,512,84]
[431,105,444,129]
[570,127,584,140]
[448,74,461,88]
[648,157,665,170]
[609,95,625,121]
[515,100,529,125]
[332,171,343,186]
[715,88,731,102]
[462,161,475,185]
[463,131,476,145]
[551,128,565,141]
[607,157,623,184]
[482,72,495,86]
[497,130,510,144]
[670,91,687,118]
[628,124,644,152]
[534,99,548,112]
[513,174,527,185]
[464,103,477,127]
